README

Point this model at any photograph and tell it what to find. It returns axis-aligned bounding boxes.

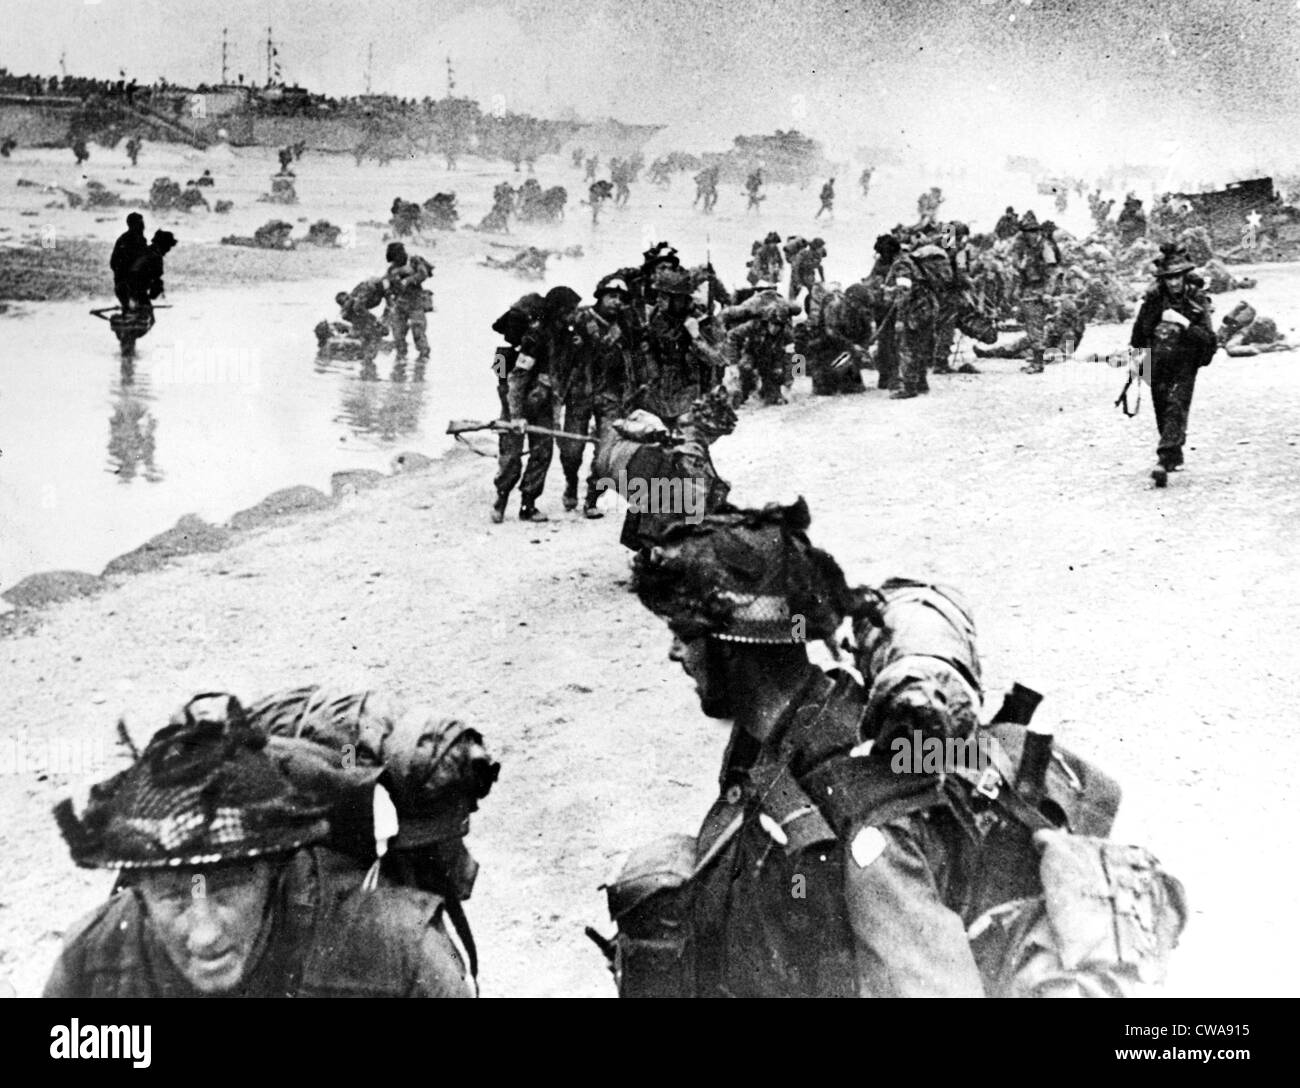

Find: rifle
[446,418,598,444]
[90,304,172,321]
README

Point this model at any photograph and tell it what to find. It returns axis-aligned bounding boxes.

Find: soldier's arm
[1129,291,1163,349]
[842,818,986,998]
[506,354,536,418]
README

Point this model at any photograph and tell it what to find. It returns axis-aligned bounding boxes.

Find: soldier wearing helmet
[594,501,1187,998]
[639,268,722,427]
[561,276,639,517]
[723,295,799,406]
[788,237,826,312]
[492,284,582,522]
[596,500,992,997]
[1008,212,1062,374]
[45,694,472,998]
[1129,245,1218,486]
[801,281,873,395]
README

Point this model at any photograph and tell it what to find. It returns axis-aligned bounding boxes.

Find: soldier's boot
[1151,464,1168,488]
[490,494,508,523]
[520,504,549,522]
[890,385,919,400]
[562,480,579,512]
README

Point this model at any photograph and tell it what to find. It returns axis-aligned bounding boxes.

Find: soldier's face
[1165,274,1186,296]
[138,860,275,993]
[669,634,734,719]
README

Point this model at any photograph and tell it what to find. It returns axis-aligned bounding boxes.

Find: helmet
[1018,211,1040,232]
[843,283,873,311]
[595,275,631,298]
[632,498,857,644]
[54,694,329,870]
[656,268,696,297]
[385,241,407,263]
[764,231,781,244]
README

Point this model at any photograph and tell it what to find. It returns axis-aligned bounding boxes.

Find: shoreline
[2,357,1298,995]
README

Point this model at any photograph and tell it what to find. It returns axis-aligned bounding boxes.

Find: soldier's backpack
[245,686,499,977]
[910,243,957,294]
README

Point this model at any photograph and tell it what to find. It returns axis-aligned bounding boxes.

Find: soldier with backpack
[46,693,476,998]
[490,286,580,522]
[883,236,951,398]
[591,498,1187,998]
[1009,212,1062,374]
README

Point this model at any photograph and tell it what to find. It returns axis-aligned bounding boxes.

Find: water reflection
[331,356,429,443]
[107,358,164,483]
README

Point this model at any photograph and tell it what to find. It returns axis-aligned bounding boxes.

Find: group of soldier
[63,186,1217,1001]
[327,241,435,366]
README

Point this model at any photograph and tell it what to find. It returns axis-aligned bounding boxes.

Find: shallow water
[4,142,1288,587]
[0,272,509,584]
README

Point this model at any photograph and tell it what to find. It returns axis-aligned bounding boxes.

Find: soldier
[859,166,874,199]
[748,231,784,285]
[591,387,737,552]
[560,276,636,518]
[802,281,874,395]
[931,222,973,374]
[701,165,720,213]
[588,179,613,225]
[1116,194,1147,247]
[724,296,798,406]
[492,285,581,522]
[384,242,433,364]
[994,206,1018,241]
[612,159,631,207]
[639,268,721,428]
[585,154,598,182]
[1130,250,1217,487]
[788,237,825,311]
[334,276,388,351]
[125,135,141,166]
[917,186,944,227]
[744,168,765,213]
[110,212,149,310]
[883,236,947,398]
[1008,212,1061,374]
[72,136,89,165]
[595,500,1186,997]
[1216,300,1291,357]
[45,694,472,998]
[815,177,835,218]
[865,233,902,390]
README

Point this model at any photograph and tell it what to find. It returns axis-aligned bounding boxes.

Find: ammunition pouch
[969,830,1187,997]
[601,834,698,998]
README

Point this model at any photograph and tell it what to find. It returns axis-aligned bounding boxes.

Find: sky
[5,0,1300,180]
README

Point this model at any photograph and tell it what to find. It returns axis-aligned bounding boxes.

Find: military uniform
[802,283,871,395]
[884,247,943,398]
[1009,214,1060,373]
[1130,258,1216,482]
[639,271,721,427]
[494,316,565,519]
[601,509,1187,999]
[387,253,433,361]
[561,297,635,513]
[46,693,473,999]
[45,846,470,998]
